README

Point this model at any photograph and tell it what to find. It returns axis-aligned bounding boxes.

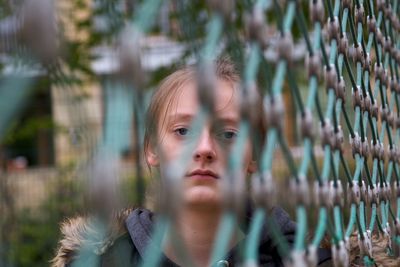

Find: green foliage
[7,166,84,266]
[2,116,54,145]
[6,167,144,266]
[9,212,59,267]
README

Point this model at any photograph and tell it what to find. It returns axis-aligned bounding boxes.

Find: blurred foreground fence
[0,0,400,266]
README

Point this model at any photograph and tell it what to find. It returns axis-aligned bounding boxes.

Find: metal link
[351,44,365,65]
[367,16,377,34]
[380,107,390,124]
[300,109,314,140]
[371,102,379,119]
[287,251,307,267]
[290,176,310,206]
[348,182,361,205]
[396,50,400,65]
[277,33,293,64]
[379,183,387,203]
[377,0,386,13]
[306,53,322,79]
[363,52,371,72]
[118,26,146,87]
[160,162,184,216]
[354,5,365,24]
[326,16,340,41]
[197,62,217,112]
[374,62,384,81]
[321,120,334,148]
[360,181,368,203]
[306,246,317,267]
[333,126,344,152]
[336,77,346,102]
[245,7,268,49]
[368,184,380,205]
[384,183,391,202]
[342,0,352,10]
[381,69,389,87]
[359,231,373,258]
[20,0,58,64]
[380,143,386,162]
[350,133,362,157]
[393,48,400,62]
[338,33,349,56]
[371,141,384,161]
[396,182,400,199]
[393,15,400,32]
[324,65,338,92]
[376,28,384,46]
[389,145,398,162]
[363,94,372,114]
[395,14,400,30]
[332,240,349,267]
[251,171,276,210]
[396,115,400,129]
[388,110,395,128]
[314,181,331,207]
[222,171,245,213]
[207,0,234,20]
[361,137,369,160]
[331,180,344,207]
[310,0,325,24]
[390,78,397,93]
[352,88,364,110]
[395,219,400,236]
[383,3,392,18]
[395,79,400,95]
[384,37,392,54]
[264,96,285,130]
[240,82,261,125]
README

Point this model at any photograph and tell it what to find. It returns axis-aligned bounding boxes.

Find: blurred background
[0,0,360,266]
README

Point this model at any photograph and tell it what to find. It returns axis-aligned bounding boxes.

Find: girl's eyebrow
[167,113,194,124]
[213,116,239,126]
[167,114,239,126]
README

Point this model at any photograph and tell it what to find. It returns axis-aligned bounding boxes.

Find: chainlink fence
[0,0,400,266]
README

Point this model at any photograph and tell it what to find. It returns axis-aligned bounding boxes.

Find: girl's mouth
[186,169,219,179]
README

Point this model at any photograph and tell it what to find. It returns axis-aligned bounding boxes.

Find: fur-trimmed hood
[52,207,330,267]
[52,206,400,267]
[51,208,133,267]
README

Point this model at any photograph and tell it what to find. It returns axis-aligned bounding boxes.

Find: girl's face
[146,79,255,209]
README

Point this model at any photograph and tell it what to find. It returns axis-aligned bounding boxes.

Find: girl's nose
[193,130,216,163]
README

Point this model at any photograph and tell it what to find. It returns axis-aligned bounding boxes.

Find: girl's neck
[163,206,242,267]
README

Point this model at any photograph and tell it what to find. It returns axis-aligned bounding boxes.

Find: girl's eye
[175,127,189,136]
[219,131,237,140]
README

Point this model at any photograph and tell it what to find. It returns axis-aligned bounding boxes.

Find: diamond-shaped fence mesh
[0,0,400,266]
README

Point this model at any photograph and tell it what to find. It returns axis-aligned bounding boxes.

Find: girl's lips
[186,169,219,179]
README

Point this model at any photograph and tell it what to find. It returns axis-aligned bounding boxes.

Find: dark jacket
[52,207,332,267]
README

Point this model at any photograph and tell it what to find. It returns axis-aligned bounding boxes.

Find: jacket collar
[51,208,133,267]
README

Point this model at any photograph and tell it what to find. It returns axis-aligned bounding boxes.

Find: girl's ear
[247,160,257,174]
[145,143,159,167]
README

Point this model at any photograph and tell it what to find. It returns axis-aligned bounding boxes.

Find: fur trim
[349,231,400,267]
[52,209,400,267]
[51,208,133,267]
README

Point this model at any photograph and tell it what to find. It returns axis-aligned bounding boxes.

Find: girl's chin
[183,186,222,207]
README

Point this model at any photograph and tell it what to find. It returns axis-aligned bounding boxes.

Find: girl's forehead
[172,79,239,115]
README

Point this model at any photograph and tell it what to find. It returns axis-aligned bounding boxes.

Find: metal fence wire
[1,0,400,266]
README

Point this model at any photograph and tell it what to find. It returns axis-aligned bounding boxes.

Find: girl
[52,58,332,266]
